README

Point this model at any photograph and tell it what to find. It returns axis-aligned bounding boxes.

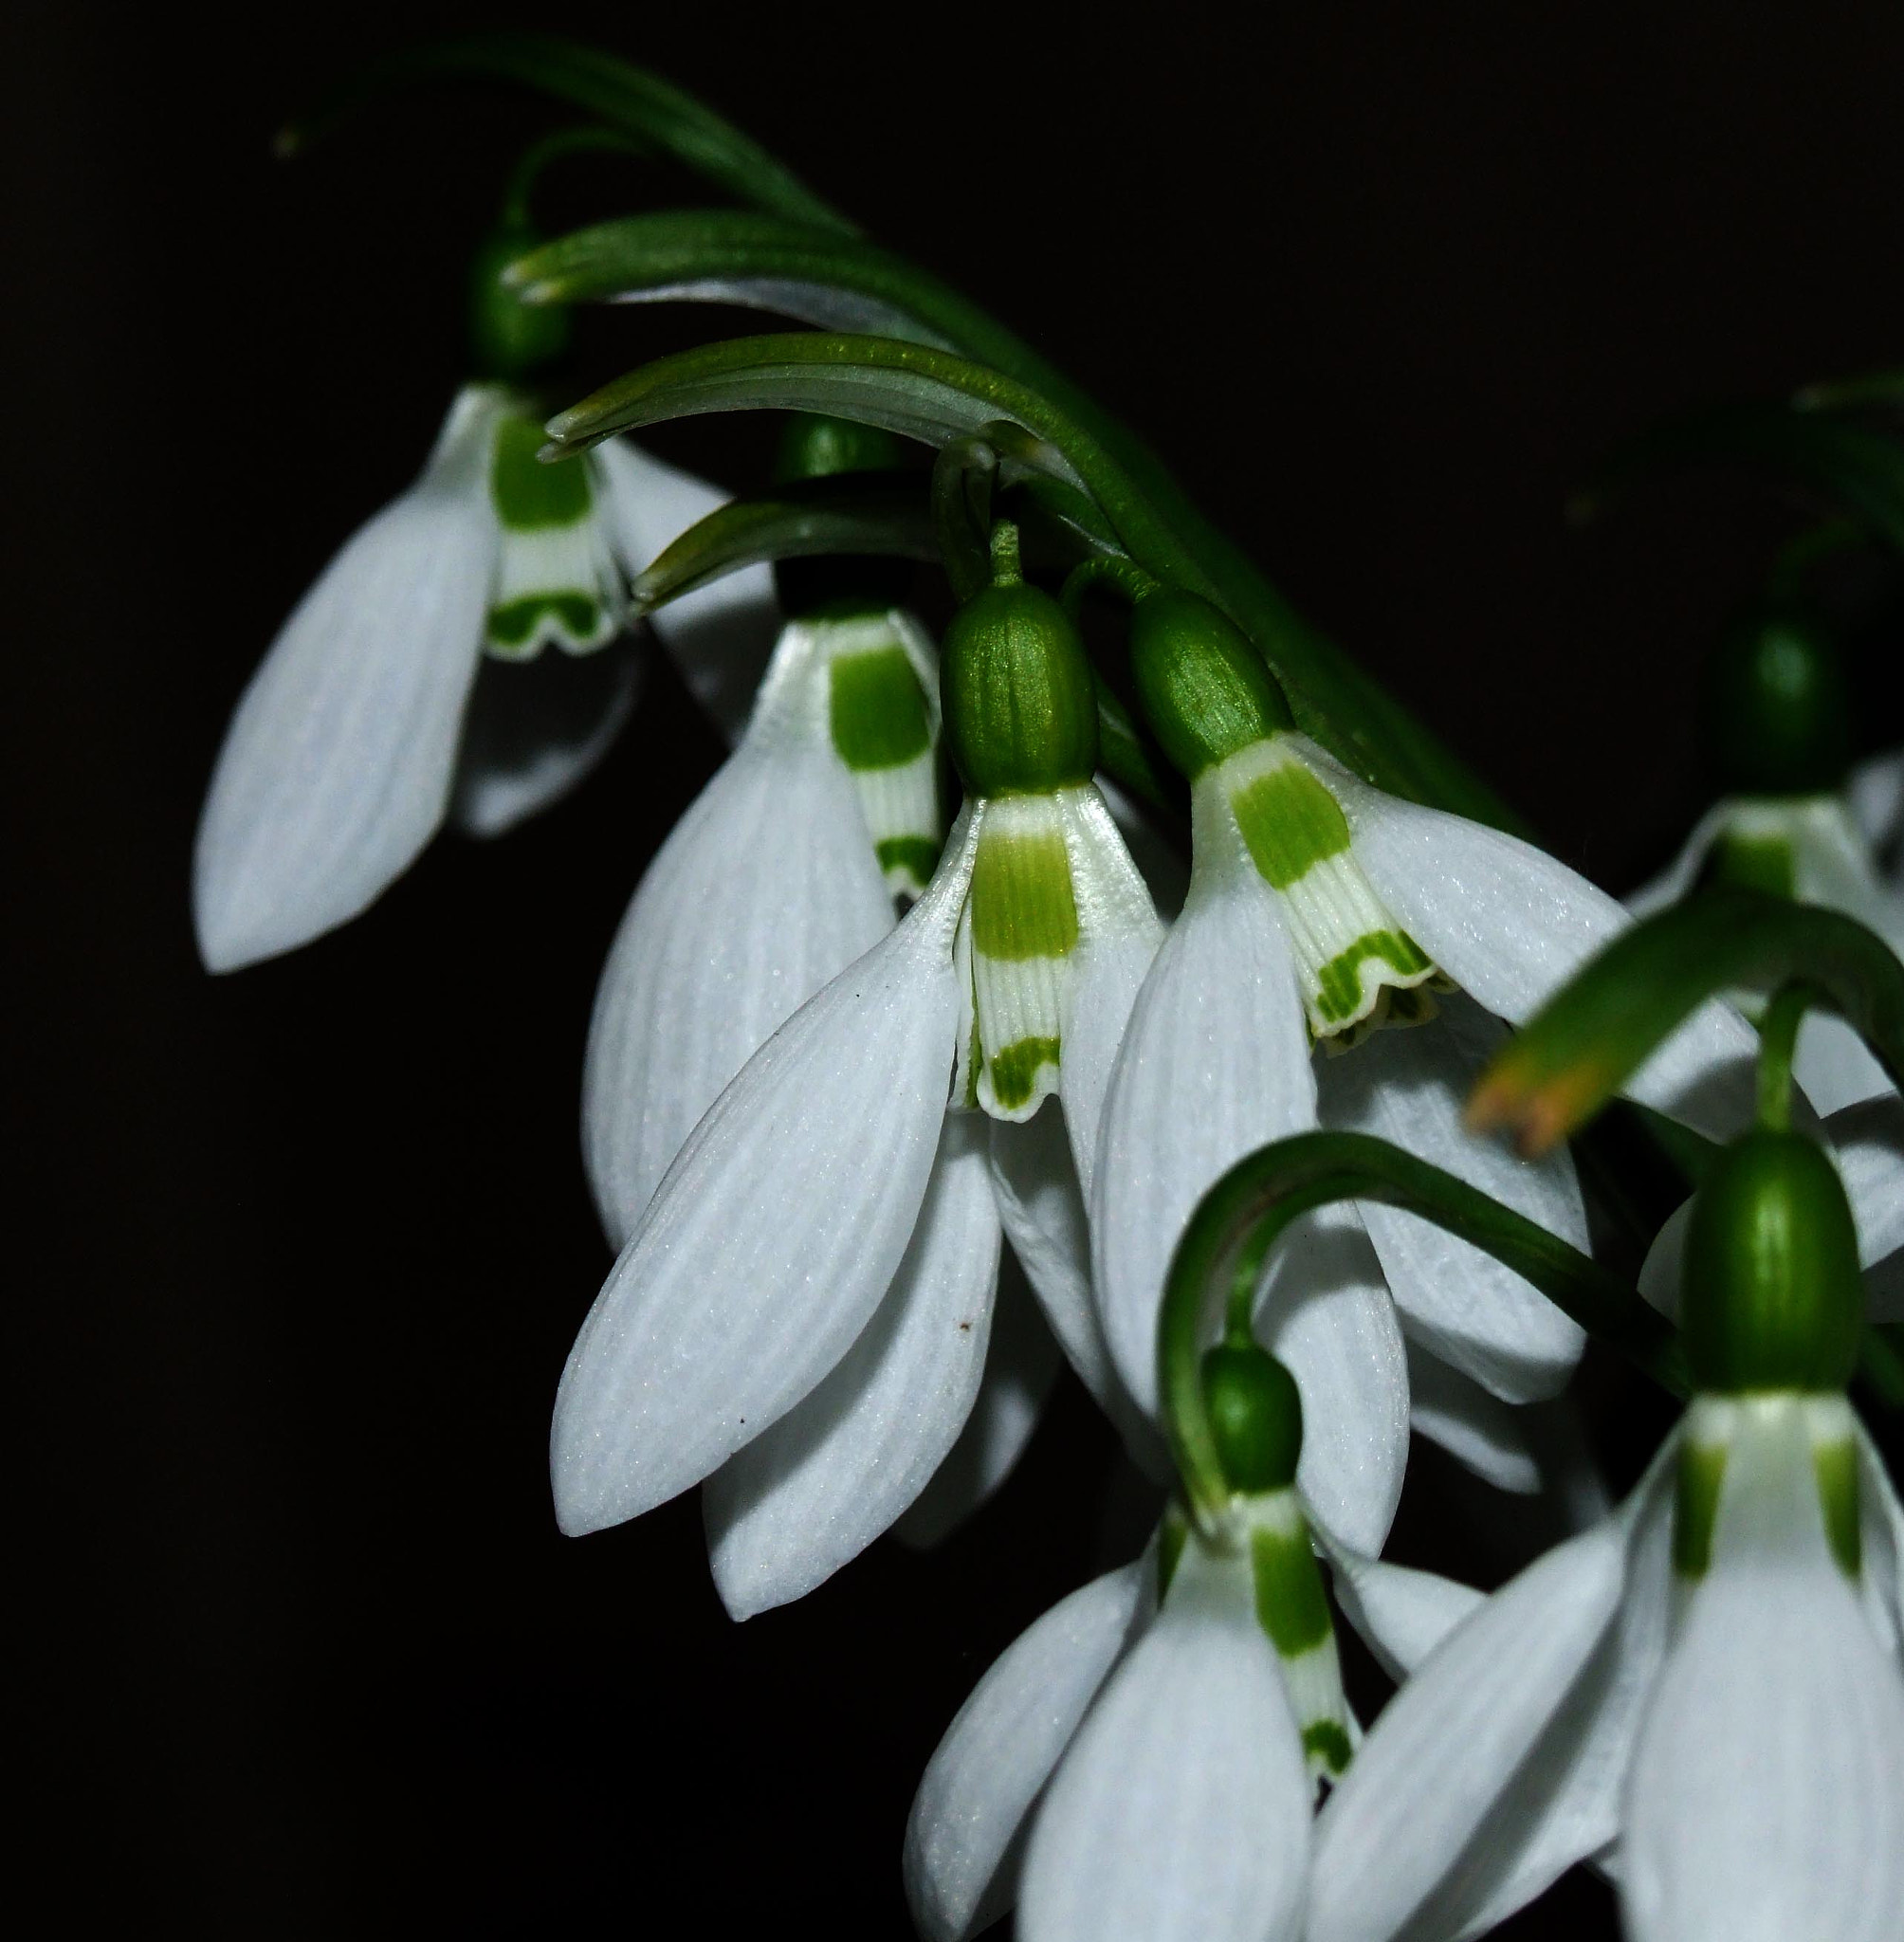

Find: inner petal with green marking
[485,411,623,658]
[957,794,1081,1122]
[1245,1489,1354,1785]
[1219,737,1442,1043]
[824,616,943,898]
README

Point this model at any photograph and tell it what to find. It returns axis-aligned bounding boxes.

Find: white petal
[1315,1533,1485,1682]
[1625,806,1731,918]
[1020,1541,1312,1942]
[1848,750,1904,854]
[1856,1424,1904,1655]
[193,388,500,970]
[1793,797,1904,949]
[1794,1011,1899,1116]
[590,436,778,741]
[1823,1092,1904,1270]
[1054,786,1164,1200]
[1092,790,1317,1418]
[1304,742,1761,1141]
[895,1253,1064,1549]
[581,707,893,1248]
[1258,1206,1411,1558]
[1318,995,1587,1402]
[449,636,644,836]
[1406,1343,1542,1494]
[1622,1416,1904,1942]
[549,865,965,1535]
[904,1559,1150,1942]
[703,1115,1000,1616]
[1308,1516,1628,1942]
[1098,776,1190,921]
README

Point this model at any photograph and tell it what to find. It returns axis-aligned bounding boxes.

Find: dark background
[9,3,1904,1932]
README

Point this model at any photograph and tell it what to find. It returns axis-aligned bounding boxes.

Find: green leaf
[514,213,1526,831]
[1471,889,1904,1155]
[1578,402,1904,559]
[629,474,936,615]
[1158,1130,1684,1525]
[1795,370,1904,412]
[277,33,852,235]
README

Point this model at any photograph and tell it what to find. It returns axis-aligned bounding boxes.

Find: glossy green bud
[772,413,914,619]
[1128,590,1294,780]
[942,539,1098,796]
[1706,605,1852,796]
[467,226,570,382]
[1681,1128,1864,1393]
[1201,1342,1304,1493]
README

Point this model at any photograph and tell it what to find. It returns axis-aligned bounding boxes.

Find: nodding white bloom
[582,606,943,1247]
[549,777,1162,1617]
[193,383,771,972]
[905,1497,1481,1942]
[1632,791,1904,1112]
[1310,1127,1904,1942]
[1095,596,1756,1547]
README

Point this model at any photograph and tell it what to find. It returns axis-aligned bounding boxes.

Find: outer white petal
[549,844,969,1535]
[895,1253,1064,1549]
[904,1559,1150,1942]
[193,388,500,970]
[581,655,893,1246]
[1319,995,1586,1402]
[1258,1206,1411,1557]
[1308,1516,1628,1942]
[591,436,778,740]
[1299,740,1761,1141]
[702,1115,1000,1616]
[1098,776,1190,921]
[450,636,643,836]
[1092,785,1317,1418]
[1019,1540,1312,1942]
[1793,1011,1898,1116]
[1823,1093,1904,1271]
[1848,749,1904,856]
[1315,1535,1485,1682]
[1794,797,1904,948]
[1625,806,1731,918]
[1622,1411,1904,1942]
[1054,785,1164,1200]
[1405,1344,1542,1494]
[1855,1424,1904,1655]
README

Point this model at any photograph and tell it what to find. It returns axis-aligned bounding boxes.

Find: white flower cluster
[197,386,1904,1942]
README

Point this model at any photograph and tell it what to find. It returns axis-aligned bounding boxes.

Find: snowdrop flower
[582,602,943,1246]
[550,533,1162,1615]
[193,381,770,970]
[905,1342,1482,1942]
[1632,606,1904,1113]
[1094,592,1755,1541]
[1309,1125,1904,1942]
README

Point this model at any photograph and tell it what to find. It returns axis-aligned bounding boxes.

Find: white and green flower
[1093,727,1758,1547]
[192,383,772,971]
[550,781,1162,1616]
[582,606,943,1247]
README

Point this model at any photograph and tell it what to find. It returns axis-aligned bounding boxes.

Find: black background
[9,3,1904,1932]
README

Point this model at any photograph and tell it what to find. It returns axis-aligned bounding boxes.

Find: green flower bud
[1201,1341,1304,1494]
[1128,589,1294,780]
[1681,1128,1864,1394]
[941,534,1098,796]
[1706,605,1852,797]
[772,412,914,619]
[467,225,570,382]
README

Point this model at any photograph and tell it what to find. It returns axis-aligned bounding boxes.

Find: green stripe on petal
[876,835,941,888]
[829,646,933,771]
[490,414,595,530]
[1705,828,1797,900]
[1314,929,1435,1025]
[1814,1435,1861,1579]
[1673,1437,1729,1581]
[1302,1720,1353,1777]
[487,592,605,653]
[969,824,1079,960]
[987,1035,1063,1111]
[1229,746,1354,889]
[1250,1513,1333,1658]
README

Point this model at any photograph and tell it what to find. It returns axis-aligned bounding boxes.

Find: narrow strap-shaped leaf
[1471,889,1904,1155]
[1159,1129,1684,1525]
[1578,402,1904,559]
[515,213,1525,830]
[277,32,853,235]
